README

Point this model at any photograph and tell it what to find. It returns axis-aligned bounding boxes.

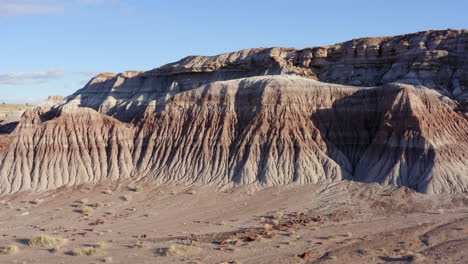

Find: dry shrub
[0,245,19,255]
[127,185,143,192]
[95,241,112,249]
[70,247,104,256]
[93,202,104,208]
[29,235,68,248]
[405,251,425,262]
[121,195,132,201]
[272,211,284,219]
[30,199,43,205]
[79,206,94,216]
[162,245,201,256]
[131,241,145,248]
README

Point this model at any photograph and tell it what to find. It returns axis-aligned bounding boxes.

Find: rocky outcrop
[150,29,468,107]
[0,103,38,152]
[0,30,467,195]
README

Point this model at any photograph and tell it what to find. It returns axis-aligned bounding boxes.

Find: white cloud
[0,68,67,85]
[0,0,63,16]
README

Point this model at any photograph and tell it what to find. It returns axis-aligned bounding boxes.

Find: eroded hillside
[0,29,467,195]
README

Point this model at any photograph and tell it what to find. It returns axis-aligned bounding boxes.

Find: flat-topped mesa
[0,29,467,195]
[143,29,467,102]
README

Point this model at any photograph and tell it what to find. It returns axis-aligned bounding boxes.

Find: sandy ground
[0,104,34,113]
[0,181,466,264]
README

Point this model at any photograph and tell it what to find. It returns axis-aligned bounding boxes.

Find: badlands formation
[0,29,466,264]
[0,29,467,195]
[0,104,35,152]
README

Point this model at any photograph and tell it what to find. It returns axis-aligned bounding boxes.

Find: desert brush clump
[79,205,94,216]
[95,241,112,249]
[70,247,104,256]
[104,209,115,216]
[128,186,143,192]
[162,245,201,256]
[30,198,43,205]
[0,244,19,255]
[130,241,145,248]
[121,195,132,201]
[405,251,425,262]
[95,202,105,208]
[272,211,284,219]
[29,235,68,248]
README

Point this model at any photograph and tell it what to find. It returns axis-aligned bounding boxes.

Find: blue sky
[0,0,467,104]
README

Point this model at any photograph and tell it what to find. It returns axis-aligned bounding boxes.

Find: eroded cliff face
[0,30,467,194]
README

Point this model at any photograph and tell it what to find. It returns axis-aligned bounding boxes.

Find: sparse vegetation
[121,195,132,201]
[405,251,425,262]
[93,202,104,208]
[70,247,104,256]
[79,206,94,216]
[29,235,68,248]
[130,241,145,248]
[96,241,112,249]
[104,209,115,216]
[161,245,201,256]
[272,211,284,219]
[30,198,43,205]
[131,186,144,192]
[0,245,19,255]
[126,185,143,192]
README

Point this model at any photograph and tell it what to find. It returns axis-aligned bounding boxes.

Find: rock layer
[0,30,467,194]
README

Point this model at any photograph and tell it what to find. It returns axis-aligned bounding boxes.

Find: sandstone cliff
[0,30,467,194]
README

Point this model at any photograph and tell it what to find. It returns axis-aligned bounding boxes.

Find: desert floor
[0,181,466,264]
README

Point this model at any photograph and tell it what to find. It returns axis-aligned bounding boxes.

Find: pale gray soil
[0,181,466,263]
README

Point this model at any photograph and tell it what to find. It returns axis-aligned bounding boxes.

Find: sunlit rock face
[0,29,466,194]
